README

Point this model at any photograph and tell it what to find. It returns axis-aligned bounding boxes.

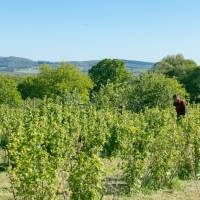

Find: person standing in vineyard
[173,94,186,117]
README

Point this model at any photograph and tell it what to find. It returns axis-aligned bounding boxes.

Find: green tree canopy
[152,54,198,81]
[89,59,132,92]
[128,73,188,112]
[17,76,37,99]
[93,73,188,112]
[182,67,200,103]
[0,75,22,106]
[152,54,200,103]
[18,63,93,101]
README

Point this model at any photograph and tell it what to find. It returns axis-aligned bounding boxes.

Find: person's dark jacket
[173,99,186,116]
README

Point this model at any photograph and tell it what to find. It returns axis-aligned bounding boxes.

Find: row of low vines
[0,98,200,199]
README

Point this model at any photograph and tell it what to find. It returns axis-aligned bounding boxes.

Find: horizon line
[0,55,155,63]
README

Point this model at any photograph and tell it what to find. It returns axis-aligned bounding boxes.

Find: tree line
[0,54,199,109]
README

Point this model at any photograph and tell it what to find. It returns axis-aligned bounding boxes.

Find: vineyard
[0,96,200,200]
[0,56,200,199]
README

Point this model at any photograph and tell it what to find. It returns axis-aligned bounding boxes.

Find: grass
[0,172,12,200]
[103,181,200,199]
[0,151,12,200]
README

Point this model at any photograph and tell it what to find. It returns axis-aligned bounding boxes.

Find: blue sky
[0,0,200,63]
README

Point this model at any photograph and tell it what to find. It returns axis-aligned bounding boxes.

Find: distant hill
[0,56,154,74]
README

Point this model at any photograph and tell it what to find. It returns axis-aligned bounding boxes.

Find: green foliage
[69,154,104,200]
[152,54,198,81]
[0,98,200,198]
[18,63,93,101]
[152,54,200,103]
[0,106,20,151]
[1,56,200,199]
[65,103,110,199]
[0,75,22,107]
[89,59,132,92]
[182,68,200,103]
[110,105,200,193]
[17,76,37,99]
[119,108,182,192]
[177,104,200,179]
[93,82,131,110]
[127,73,188,112]
[101,109,123,157]
[8,103,62,199]
[2,97,111,199]
[93,73,187,113]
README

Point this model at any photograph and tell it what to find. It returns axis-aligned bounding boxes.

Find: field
[0,60,200,199]
[0,101,200,199]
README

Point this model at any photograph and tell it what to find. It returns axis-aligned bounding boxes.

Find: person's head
[173,94,179,103]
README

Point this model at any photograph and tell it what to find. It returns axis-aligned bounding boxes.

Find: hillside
[0,56,154,74]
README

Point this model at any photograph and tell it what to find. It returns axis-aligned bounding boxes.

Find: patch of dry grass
[0,172,12,200]
[103,181,200,200]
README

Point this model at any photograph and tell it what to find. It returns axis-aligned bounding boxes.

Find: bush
[6,98,110,199]
[120,107,183,191]
[127,73,188,112]
[0,75,22,107]
[18,63,93,101]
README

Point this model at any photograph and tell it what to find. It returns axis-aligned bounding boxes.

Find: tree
[152,54,198,81]
[18,63,94,101]
[89,59,132,92]
[93,73,187,113]
[127,73,188,112]
[17,76,37,99]
[183,67,200,103]
[0,75,22,106]
[152,55,200,103]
